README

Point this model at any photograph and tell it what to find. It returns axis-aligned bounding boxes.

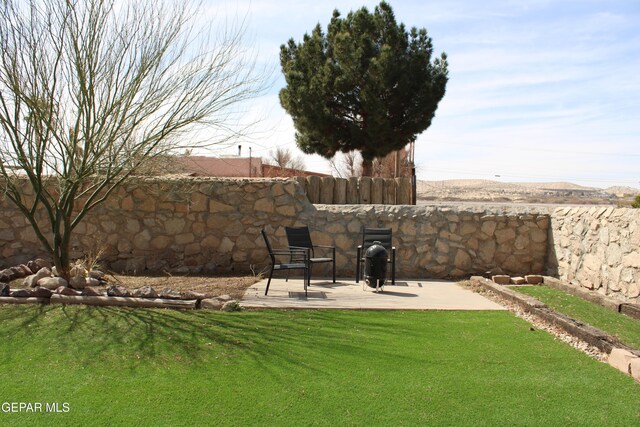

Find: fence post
[371,178,384,204]
[320,177,335,204]
[334,178,347,204]
[359,177,372,204]
[396,177,412,205]
[347,177,359,204]
[383,179,396,205]
[293,176,306,196]
[307,176,321,203]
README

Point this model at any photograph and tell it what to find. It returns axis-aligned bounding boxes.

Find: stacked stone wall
[307,205,547,278]
[0,177,548,278]
[548,207,640,303]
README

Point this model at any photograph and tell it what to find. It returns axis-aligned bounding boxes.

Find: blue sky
[207,0,640,188]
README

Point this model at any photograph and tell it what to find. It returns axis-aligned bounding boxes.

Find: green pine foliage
[632,194,640,208]
[279,2,448,174]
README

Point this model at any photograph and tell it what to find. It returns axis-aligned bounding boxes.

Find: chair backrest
[285,226,313,250]
[261,229,275,263]
[362,227,393,252]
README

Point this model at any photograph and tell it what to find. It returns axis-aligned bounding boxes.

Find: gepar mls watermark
[2,402,70,413]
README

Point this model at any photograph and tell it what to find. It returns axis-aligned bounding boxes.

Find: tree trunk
[53,227,72,280]
[53,251,71,280]
[362,159,373,177]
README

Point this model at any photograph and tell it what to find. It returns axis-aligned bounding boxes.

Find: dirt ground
[110,274,259,300]
[11,274,259,301]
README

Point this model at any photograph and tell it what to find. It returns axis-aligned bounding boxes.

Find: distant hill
[416,179,638,205]
[604,186,639,196]
[518,182,597,191]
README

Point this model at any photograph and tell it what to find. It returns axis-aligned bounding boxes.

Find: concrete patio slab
[241,278,507,310]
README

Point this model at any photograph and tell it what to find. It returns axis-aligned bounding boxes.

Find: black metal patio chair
[355,227,396,286]
[285,226,336,283]
[261,229,310,296]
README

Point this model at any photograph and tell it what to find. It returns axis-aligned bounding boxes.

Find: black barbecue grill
[364,241,388,292]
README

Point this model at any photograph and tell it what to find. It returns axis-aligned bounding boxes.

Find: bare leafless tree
[371,148,412,178]
[266,147,305,171]
[330,150,362,178]
[0,0,266,278]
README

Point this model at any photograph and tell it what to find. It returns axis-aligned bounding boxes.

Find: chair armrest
[313,244,335,257]
[272,248,309,258]
[272,248,307,254]
[314,244,335,249]
[287,246,313,263]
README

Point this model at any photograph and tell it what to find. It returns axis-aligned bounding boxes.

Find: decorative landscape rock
[159,288,182,300]
[8,266,25,280]
[82,287,102,297]
[10,289,32,298]
[132,286,158,299]
[106,285,130,297]
[55,286,82,296]
[17,264,33,276]
[38,277,69,290]
[23,274,39,288]
[525,275,544,285]
[88,270,106,280]
[32,286,53,298]
[27,260,40,274]
[181,290,205,300]
[200,298,223,310]
[86,277,101,287]
[26,267,52,288]
[28,259,51,273]
[608,348,638,375]
[69,276,87,290]
[492,275,511,285]
[34,269,49,286]
[0,270,13,283]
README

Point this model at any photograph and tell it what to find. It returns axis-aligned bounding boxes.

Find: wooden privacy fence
[294,176,414,205]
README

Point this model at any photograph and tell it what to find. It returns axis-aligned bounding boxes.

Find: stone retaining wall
[306,205,547,278]
[548,207,640,303]
[0,177,548,278]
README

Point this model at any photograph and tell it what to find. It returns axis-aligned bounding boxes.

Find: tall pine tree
[279,1,448,176]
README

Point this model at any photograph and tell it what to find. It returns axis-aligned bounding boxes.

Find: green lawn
[514,285,640,349]
[0,305,639,426]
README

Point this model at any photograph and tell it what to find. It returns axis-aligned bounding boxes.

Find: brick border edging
[0,296,50,305]
[469,276,640,356]
[50,294,197,309]
[0,295,236,311]
[621,304,640,320]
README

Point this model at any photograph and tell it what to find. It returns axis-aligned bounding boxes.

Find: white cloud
[199,0,640,188]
